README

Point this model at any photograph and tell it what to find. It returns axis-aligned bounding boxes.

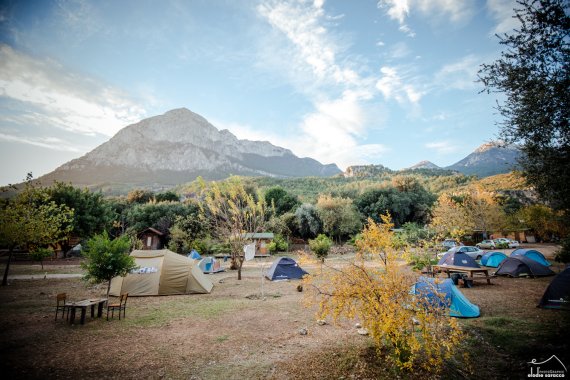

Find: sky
[0,0,521,186]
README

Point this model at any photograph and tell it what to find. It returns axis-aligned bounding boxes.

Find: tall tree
[0,178,74,285]
[201,177,266,280]
[264,187,300,216]
[479,0,570,210]
[316,194,361,242]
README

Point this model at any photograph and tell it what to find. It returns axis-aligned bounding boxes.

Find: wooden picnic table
[432,264,494,285]
[68,298,108,325]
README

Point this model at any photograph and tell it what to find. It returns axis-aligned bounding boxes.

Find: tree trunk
[106,280,111,299]
[237,256,244,280]
[2,247,14,286]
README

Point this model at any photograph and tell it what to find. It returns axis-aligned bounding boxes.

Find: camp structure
[188,250,202,260]
[538,266,570,310]
[198,257,225,274]
[510,249,551,267]
[265,257,308,281]
[480,251,508,268]
[438,251,480,268]
[495,256,555,278]
[411,277,480,318]
[110,249,214,296]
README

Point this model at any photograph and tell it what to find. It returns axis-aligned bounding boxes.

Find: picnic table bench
[68,298,108,325]
[432,264,495,285]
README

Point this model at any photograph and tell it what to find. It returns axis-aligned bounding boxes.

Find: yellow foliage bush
[303,214,465,372]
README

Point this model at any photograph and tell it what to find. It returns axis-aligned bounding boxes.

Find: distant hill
[409,160,441,170]
[445,141,520,177]
[37,108,341,190]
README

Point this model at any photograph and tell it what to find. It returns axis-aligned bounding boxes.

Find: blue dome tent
[480,251,508,268]
[510,249,551,267]
[411,277,480,318]
[187,250,202,260]
[265,257,308,281]
[438,251,480,268]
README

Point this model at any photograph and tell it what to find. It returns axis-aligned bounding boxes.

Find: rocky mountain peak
[409,160,440,170]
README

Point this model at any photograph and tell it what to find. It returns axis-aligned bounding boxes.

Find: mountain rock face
[39,108,341,188]
[445,141,520,177]
[408,160,441,170]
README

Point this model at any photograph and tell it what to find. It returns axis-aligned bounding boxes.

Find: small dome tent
[188,250,202,260]
[265,257,308,281]
[198,257,224,274]
[480,251,508,268]
[438,252,480,268]
[510,249,551,267]
[495,256,555,278]
[538,266,570,310]
[110,249,213,296]
[411,277,480,318]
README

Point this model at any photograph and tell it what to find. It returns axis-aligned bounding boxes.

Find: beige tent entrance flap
[110,249,213,296]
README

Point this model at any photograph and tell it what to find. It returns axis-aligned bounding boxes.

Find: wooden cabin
[138,227,165,250]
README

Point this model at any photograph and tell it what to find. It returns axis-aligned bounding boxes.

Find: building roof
[241,232,274,239]
[138,227,164,236]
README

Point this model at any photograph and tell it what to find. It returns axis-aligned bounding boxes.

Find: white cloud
[425,140,459,154]
[376,66,423,104]
[0,44,146,138]
[435,54,481,90]
[486,0,520,34]
[378,0,476,36]
[0,133,83,152]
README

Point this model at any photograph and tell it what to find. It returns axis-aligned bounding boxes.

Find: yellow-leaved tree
[303,214,464,372]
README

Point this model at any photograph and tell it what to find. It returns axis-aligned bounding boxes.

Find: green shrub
[309,234,333,261]
[267,234,288,253]
[29,247,54,269]
[555,237,570,263]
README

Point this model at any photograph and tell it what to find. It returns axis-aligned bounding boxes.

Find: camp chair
[55,293,73,321]
[107,293,128,320]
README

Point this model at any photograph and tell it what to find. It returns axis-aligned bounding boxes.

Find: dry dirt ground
[0,244,568,379]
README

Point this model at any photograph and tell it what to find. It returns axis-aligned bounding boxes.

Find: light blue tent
[511,249,551,266]
[187,250,202,260]
[198,257,224,274]
[480,251,508,267]
[411,277,480,318]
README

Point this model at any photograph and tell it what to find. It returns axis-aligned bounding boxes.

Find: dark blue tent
[438,251,480,268]
[187,250,202,260]
[480,251,508,268]
[265,257,308,281]
[412,277,480,318]
[539,266,570,310]
[511,249,551,266]
[496,256,554,277]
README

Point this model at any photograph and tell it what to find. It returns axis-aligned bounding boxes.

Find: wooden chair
[55,293,73,321]
[107,293,128,320]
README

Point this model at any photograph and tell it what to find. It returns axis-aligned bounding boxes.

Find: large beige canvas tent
[110,249,213,296]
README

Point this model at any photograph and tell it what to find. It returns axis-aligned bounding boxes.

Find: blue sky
[0,0,520,186]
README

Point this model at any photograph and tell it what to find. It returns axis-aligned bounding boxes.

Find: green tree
[81,232,137,298]
[479,0,570,211]
[126,189,154,204]
[316,194,361,242]
[308,234,332,261]
[201,177,266,280]
[295,203,322,239]
[155,191,180,203]
[264,186,300,216]
[47,182,113,254]
[0,179,74,285]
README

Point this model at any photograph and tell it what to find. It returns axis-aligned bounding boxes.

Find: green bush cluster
[309,234,333,261]
[267,234,288,253]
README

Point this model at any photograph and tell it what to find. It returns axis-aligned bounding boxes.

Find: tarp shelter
[495,256,555,278]
[198,257,224,274]
[438,252,480,268]
[511,249,551,267]
[538,266,570,310]
[188,250,202,260]
[265,257,308,281]
[411,277,480,318]
[110,249,213,296]
[480,251,508,268]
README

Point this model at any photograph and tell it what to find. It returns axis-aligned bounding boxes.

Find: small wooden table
[432,265,494,285]
[69,298,108,325]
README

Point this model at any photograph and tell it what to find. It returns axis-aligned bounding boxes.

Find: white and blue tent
[480,251,508,268]
[411,277,480,318]
[265,257,308,281]
[198,257,224,274]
